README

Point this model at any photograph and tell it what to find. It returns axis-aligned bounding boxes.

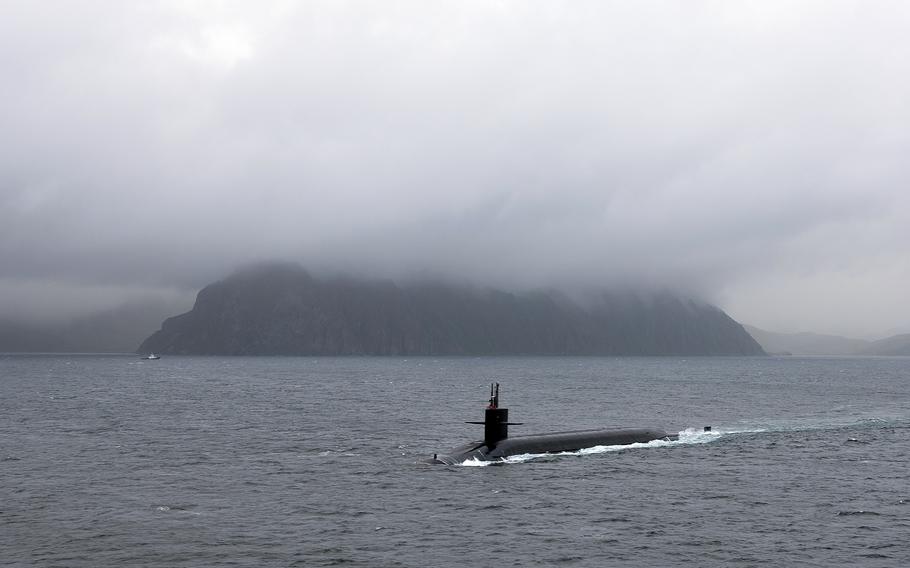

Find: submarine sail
[423,383,676,465]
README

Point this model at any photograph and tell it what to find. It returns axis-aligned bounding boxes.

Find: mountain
[858,333,910,356]
[744,325,870,356]
[138,264,764,356]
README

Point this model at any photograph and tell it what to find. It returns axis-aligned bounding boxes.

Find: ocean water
[1,354,909,567]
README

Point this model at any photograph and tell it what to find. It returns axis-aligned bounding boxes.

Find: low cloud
[2,1,909,335]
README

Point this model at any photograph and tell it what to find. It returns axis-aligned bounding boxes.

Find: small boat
[141,353,160,360]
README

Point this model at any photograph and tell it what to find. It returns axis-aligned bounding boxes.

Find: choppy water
[2,354,909,567]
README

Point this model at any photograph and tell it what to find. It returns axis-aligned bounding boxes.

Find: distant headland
[137,263,765,356]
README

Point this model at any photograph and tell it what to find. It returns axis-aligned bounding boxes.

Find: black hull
[426,427,676,465]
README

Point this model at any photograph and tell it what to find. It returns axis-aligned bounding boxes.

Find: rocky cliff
[138,264,765,356]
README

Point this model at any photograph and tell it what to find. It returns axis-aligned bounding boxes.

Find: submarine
[423,383,677,465]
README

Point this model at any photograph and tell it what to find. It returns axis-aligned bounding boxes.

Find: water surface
[2,355,909,566]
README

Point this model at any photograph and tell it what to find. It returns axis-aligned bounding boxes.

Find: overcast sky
[2,1,908,337]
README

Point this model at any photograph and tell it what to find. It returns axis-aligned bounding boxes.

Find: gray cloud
[2,1,909,336]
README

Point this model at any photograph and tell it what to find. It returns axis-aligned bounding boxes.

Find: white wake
[457,426,762,467]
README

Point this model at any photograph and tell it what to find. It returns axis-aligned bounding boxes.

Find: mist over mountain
[0,321,63,353]
[3,4,910,340]
[0,298,190,353]
[138,264,764,356]
[744,325,910,357]
[743,325,870,356]
[858,334,910,356]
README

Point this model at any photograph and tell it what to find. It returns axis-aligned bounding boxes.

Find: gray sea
[2,354,909,567]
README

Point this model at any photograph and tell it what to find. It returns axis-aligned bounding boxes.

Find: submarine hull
[426,427,676,465]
